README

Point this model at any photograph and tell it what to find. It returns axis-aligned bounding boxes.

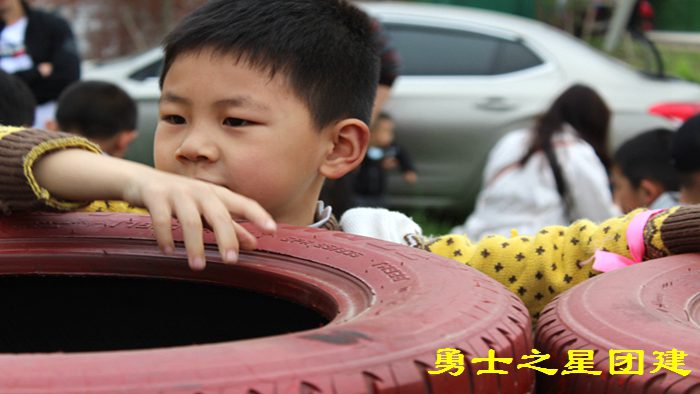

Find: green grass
[402,209,463,237]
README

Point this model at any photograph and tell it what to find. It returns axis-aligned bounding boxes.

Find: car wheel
[535,254,700,393]
[0,212,534,393]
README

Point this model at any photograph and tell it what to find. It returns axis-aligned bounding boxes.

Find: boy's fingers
[147,202,175,255]
[233,220,258,251]
[216,189,276,234]
[201,200,240,264]
[173,199,206,270]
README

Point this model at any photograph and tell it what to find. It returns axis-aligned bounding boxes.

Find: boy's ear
[117,130,139,151]
[638,179,665,206]
[108,130,138,158]
[319,118,369,180]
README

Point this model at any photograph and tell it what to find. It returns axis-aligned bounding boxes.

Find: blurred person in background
[671,114,700,204]
[0,0,80,129]
[610,128,679,213]
[46,80,137,158]
[354,112,417,208]
[453,84,619,240]
[0,68,34,126]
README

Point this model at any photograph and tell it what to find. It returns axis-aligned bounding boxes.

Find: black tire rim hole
[0,275,328,353]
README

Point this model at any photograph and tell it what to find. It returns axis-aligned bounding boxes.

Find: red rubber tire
[0,212,534,394]
[535,254,700,393]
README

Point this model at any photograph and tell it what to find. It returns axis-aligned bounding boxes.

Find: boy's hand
[34,149,276,270]
[123,169,277,270]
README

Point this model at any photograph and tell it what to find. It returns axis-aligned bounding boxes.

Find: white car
[84,2,700,215]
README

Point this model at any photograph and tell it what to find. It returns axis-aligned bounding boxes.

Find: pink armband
[592,209,663,273]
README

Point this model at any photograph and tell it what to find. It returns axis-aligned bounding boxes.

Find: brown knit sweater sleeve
[0,126,101,215]
[644,205,700,259]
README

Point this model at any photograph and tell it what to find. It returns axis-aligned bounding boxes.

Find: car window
[384,23,542,76]
[493,40,543,74]
[129,58,163,82]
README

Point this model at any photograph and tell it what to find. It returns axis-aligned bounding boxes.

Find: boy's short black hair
[614,128,679,191]
[0,70,35,127]
[56,81,137,139]
[160,0,379,127]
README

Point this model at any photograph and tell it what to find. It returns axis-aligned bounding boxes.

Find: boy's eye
[162,115,186,125]
[223,118,250,127]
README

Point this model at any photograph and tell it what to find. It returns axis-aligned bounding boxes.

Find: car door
[377,17,564,214]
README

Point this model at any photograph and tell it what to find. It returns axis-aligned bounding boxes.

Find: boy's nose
[175,129,219,163]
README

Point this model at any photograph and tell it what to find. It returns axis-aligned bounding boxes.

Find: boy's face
[610,165,645,213]
[154,50,335,225]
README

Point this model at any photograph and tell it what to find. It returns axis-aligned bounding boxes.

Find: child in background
[354,112,416,207]
[610,128,679,213]
[46,81,138,158]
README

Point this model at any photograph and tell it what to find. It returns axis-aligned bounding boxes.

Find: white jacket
[453,127,620,240]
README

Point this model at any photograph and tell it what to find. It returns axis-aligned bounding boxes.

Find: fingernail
[190,256,205,270]
[225,250,238,263]
[163,246,174,255]
[265,220,277,232]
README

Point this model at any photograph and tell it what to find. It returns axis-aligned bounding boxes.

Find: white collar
[309,201,333,228]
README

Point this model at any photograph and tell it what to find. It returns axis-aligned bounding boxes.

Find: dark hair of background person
[55,81,137,139]
[614,128,679,191]
[670,114,700,190]
[520,84,611,168]
[160,0,379,127]
[671,113,700,174]
[0,69,36,126]
[372,18,398,89]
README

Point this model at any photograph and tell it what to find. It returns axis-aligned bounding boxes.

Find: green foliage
[658,46,700,83]
[588,36,700,83]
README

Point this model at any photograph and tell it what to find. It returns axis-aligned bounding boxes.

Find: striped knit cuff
[658,205,700,256]
[0,127,101,214]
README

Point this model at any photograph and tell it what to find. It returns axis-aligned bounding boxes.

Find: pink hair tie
[592,209,663,273]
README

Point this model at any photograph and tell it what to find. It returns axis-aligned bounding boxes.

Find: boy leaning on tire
[0,0,698,319]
